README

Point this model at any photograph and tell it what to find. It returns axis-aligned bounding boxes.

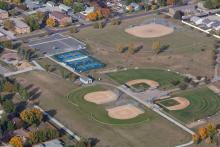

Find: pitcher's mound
[107,104,144,120]
[125,23,174,38]
[84,90,118,104]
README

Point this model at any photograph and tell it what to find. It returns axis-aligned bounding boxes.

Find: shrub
[184,77,192,83]
[179,83,187,90]
[170,79,180,86]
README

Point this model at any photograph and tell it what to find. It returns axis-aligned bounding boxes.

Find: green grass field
[131,82,150,91]
[107,68,183,89]
[162,87,220,123]
[68,85,154,125]
[159,99,180,107]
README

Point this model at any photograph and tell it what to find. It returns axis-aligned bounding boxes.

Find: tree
[12,0,22,5]
[167,0,176,5]
[128,43,135,54]
[25,16,40,31]
[87,12,98,21]
[46,18,56,27]
[3,81,13,92]
[36,11,45,22]
[0,1,10,10]
[100,8,111,18]
[9,136,23,147]
[199,127,207,140]
[69,27,78,33]
[3,19,14,31]
[3,99,15,113]
[73,2,84,13]
[206,123,217,137]
[63,0,73,6]
[20,108,43,125]
[192,134,200,144]
[116,43,125,53]
[152,41,161,54]
[173,10,183,20]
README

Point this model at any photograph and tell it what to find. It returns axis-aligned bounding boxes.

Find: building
[202,18,214,28]
[13,18,30,34]
[59,4,72,13]
[49,11,72,26]
[46,1,55,7]
[190,16,203,25]
[0,9,8,20]
[80,6,95,16]
[33,139,64,147]
[79,76,93,84]
[211,21,220,31]
[126,2,140,11]
[169,5,196,17]
[25,0,42,10]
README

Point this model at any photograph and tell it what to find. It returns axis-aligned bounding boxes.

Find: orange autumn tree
[192,134,199,144]
[31,108,43,122]
[9,136,23,147]
[100,8,111,18]
[46,18,56,27]
[20,108,43,125]
[199,127,207,139]
[167,0,176,5]
[3,81,13,92]
[87,12,98,21]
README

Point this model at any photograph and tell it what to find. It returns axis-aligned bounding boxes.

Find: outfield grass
[162,87,220,123]
[14,71,191,147]
[159,99,180,107]
[107,68,183,89]
[68,85,154,125]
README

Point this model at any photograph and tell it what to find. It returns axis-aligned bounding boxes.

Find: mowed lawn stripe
[107,69,183,88]
[68,85,156,125]
[163,87,220,123]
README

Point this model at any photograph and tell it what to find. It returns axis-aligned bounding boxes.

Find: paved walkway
[34,105,81,141]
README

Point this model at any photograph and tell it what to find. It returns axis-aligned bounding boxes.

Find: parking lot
[28,34,86,56]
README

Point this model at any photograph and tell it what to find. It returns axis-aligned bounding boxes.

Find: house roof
[211,21,220,28]
[59,4,71,11]
[13,18,29,28]
[0,9,7,13]
[202,18,212,24]
[33,139,63,147]
[50,11,68,19]
[190,16,201,22]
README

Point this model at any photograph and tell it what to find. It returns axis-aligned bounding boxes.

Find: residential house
[49,11,72,26]
[25,0,42,10]
[211,21,220,31]
[169,5,196,17]
[59,4,72,13]
[126,2,140,11]
[201,18,214,28]
[80,6,95,16]
[190,16,203,25]
[0,9,8,20]
[46,1,55,7]
[13,18,30,34]
[33,139,64,147]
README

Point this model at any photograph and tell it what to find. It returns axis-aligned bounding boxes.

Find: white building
[190,16,203,25]
[46,1,55,7]
[79,76,93,84]
[59,4,72,12]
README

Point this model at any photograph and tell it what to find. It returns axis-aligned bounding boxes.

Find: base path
[107,104,144,120]
[166,97,190,111]
[84,90,118,104]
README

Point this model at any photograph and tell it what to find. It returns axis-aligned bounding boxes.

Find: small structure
[49,11,72,26]
[12,18,30,34]
[80,6,95,16]
[33,139,63,147]
[0,9,8,20]
[126,2,140,11]
[79,76,93,84]
[25,0,42,10]
[211,21,220,31]
[169,5,196,17]
[46,1,55,7]
[190,16,203,25]
[202,18,214,28]
[59,4,72,13]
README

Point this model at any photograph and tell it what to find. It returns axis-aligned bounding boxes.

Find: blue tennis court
[53,50,105,73]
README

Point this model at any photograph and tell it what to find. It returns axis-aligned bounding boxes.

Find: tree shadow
[160,45,170,52]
